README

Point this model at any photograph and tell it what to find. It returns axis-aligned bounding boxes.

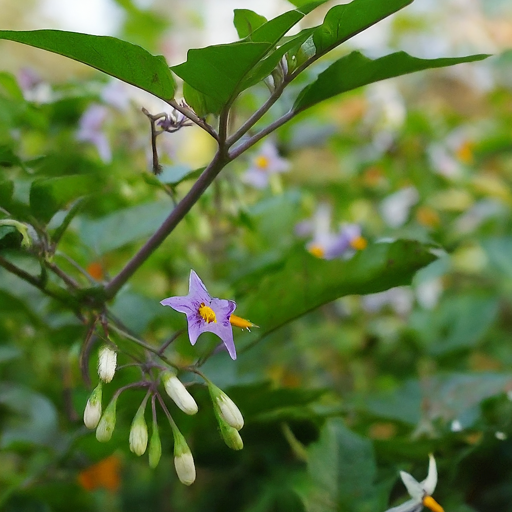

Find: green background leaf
[0,30,176,100]
[239,240,437,338]
[294,51,490,112]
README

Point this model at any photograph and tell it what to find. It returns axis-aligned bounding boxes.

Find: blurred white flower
[380,187,419,228]
[385,454,444,512]
[415,278,443,310]
[243,142,290,189]
[362,287,414,316]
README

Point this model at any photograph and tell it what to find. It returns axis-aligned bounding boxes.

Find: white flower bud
[172,427,196,485]
[162,371,198,415]
[84,382,102,429]
[98,346,117,383]
[174,451,196,486]
[209,383,244,430]
[129,403,148,456]
[217,392,244,431]
[96,396,117,442]
[149,422,162,469]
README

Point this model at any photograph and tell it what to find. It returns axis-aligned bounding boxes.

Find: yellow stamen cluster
[350,236,367,251]
[198,303,216,324]
[423,495,444,512]
[308,244,325,258]
[230,314,258,330]
[255,155,270,170]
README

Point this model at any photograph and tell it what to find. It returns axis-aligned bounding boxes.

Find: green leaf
[0,30,175,100]
[78,200,170,255]
[0,179,14,205]
[297,419,379,512]
[29,174,98,224]
[234,9,267,39]
[174,42,269,114]
[312,0,413,56]
[363,373,512,427]
[239,240,437,337]
[242,29,314,90]
[173,9,312,114]
[294,51,490,112]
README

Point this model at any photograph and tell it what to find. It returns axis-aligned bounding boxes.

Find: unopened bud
[129,402,148,456]
[84,382,102,429]
[162,371,198,415]
[96,395,117,442]
[98,345,117,383]
[173,429,196,486]
[219,420,244,451]
[149,421,162,469]
[209,383,244,430]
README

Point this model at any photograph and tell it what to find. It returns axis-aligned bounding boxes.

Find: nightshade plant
[0,0,492,506]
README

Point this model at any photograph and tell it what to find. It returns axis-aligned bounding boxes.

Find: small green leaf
[294,51,490,112]
[297,419,379,512]
[239,240,437,337]
[313,0,413,56]
[233,9,267,39]
[173,8,313,114]
[0,30,176,100]
[30,174,98,224]
[158,165,203,186]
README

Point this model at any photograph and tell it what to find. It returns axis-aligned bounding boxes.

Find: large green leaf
[0,30,176,101]
[173,8,314,114]
[29,174,98,224]
[312,0,413,56]
[239,240,437,338]
[294,51,490,112]
[297,419,380,512]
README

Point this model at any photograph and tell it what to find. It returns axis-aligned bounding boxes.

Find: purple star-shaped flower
[161,270,237,360]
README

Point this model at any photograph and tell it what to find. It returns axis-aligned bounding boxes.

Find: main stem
[104,150,230,299]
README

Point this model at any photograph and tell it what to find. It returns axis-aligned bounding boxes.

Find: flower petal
[161,296,196,315]
[384,498,423,512]
[421,454,438,496]
[186,314,204,346]
[188,270,212,304]
[400,471,424,500]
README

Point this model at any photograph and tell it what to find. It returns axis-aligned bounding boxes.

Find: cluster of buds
[82,347,245,486]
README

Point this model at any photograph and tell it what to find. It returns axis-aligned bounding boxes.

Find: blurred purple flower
[307,224,367,260]
[76,104,112,163]
[243,142,290,189]
[160,270,237,360]
[298,204,367,260]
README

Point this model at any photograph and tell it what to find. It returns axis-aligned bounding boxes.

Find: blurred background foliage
[1,0,512,511]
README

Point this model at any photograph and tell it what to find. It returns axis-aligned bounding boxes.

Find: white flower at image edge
[385,454,444,512]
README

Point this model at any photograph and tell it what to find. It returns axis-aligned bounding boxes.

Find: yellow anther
[350,236,367,251]
[456,140,474,164]
[198,303,216,324]
[423,495,444,512]
[255,155,270,170]
[230,314,258,330]
[308,244,325,258]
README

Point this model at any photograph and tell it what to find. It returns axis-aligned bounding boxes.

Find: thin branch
[226,77,290,147]
[44,260,81,289]
[104,151,230,299]
[54,252,97,284]
[229,110,295,160]
[167,99,219,141]
[158,329,185,355]
[0,254,72,304]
